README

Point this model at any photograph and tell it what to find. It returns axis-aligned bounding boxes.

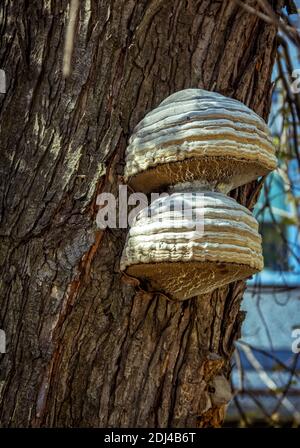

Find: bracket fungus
[120,191,263,300]
[120,88,277,300]
[124,89,276,193]
[209,375,233,406]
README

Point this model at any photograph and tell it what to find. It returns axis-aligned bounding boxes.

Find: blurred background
[226,1,300,427]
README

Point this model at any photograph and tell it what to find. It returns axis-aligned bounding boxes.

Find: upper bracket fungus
[124,89,276,194]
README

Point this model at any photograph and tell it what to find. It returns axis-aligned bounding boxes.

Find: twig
[232,0,300,47]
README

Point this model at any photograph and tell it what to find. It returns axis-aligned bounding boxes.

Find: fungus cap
[120,191,263,300]
[124,89,277,193]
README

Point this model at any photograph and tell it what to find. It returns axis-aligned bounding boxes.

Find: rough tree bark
[0,0,282,427]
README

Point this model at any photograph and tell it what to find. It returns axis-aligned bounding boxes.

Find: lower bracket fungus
[120,190,263,300]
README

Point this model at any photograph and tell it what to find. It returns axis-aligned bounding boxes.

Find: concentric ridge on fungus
[120,192,263,300]
[124,89,277,193]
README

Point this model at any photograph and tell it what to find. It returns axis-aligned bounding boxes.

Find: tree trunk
[0,0,280,427]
